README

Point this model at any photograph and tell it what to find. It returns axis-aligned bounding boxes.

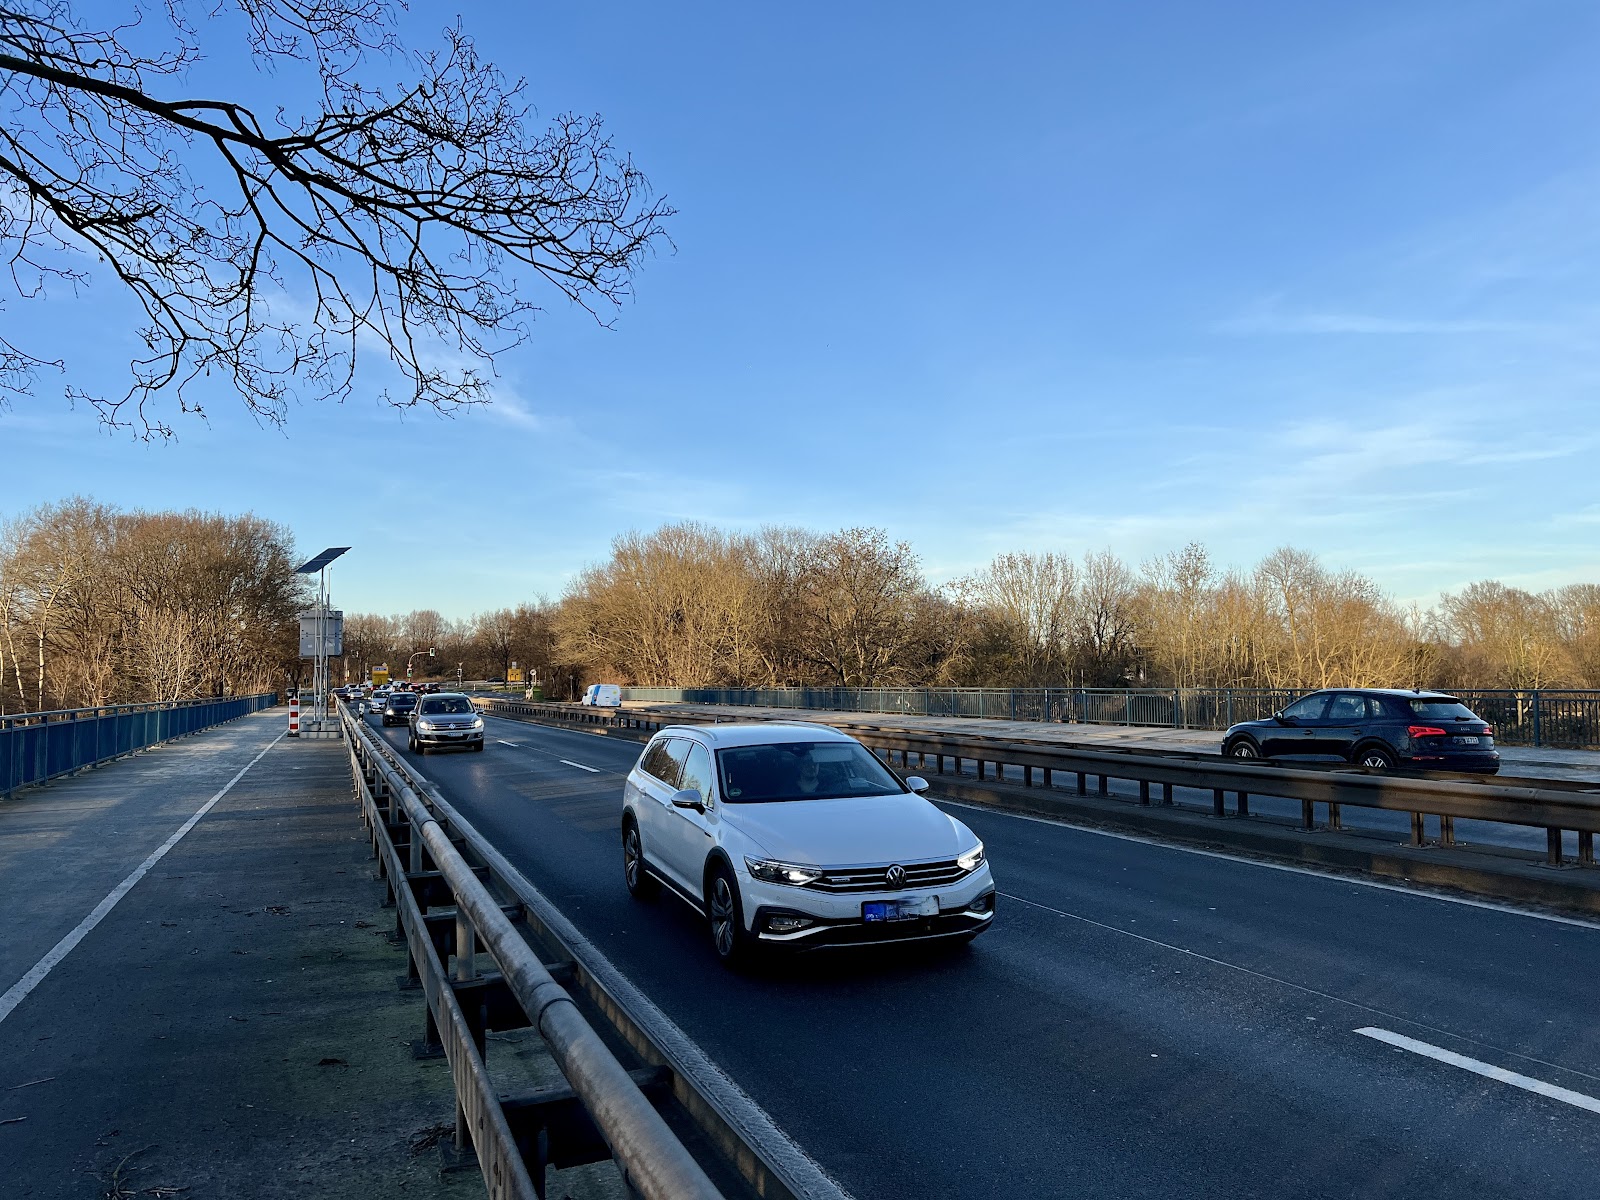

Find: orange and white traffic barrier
[288,695,300,737]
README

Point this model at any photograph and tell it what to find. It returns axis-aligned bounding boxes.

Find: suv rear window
[1406,698,1479,720]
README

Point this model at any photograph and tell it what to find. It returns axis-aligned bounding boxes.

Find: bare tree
[966,551,1079,685]
[0,1,672,436]
[1076,550,1139,685]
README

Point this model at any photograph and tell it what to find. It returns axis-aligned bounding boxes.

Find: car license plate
[862,896,939,923]
[1453,736,1480,745]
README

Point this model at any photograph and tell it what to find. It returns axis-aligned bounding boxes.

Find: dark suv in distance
[380,690,419,726]
[1222,690,1499,774]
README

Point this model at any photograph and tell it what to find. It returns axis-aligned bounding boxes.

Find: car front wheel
[1227,739,1261,760]
[707,863,753,968]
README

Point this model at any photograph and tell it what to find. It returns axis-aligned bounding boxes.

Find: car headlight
[416,720,436,731]
[744,857,824,887]
[957,842,985,873]
[471,717,484,729]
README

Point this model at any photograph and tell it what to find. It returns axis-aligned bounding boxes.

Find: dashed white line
[1004,891,1600,1088]
[496,739,520,747]
[1356,1027,1600,1115]
[559,759,600,773]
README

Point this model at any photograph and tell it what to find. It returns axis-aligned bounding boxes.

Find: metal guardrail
[474,699,1600,871]
[619,686,1600,749]
[340,702,849,1200]
[1,694,279,797]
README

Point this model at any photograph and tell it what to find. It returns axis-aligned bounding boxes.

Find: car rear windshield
[420,697,474,715]
[1406,698,1480,720]
[715,741,905,804]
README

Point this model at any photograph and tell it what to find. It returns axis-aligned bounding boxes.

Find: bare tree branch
[0,1,673,437]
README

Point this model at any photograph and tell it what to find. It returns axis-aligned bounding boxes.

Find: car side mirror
[670,788,705,812]
[1274,714,1293,726]
[905,775,930,794]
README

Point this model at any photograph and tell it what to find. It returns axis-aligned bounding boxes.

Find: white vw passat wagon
[621,723,995,965]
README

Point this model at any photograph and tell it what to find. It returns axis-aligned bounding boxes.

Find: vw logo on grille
[885,864,907,888]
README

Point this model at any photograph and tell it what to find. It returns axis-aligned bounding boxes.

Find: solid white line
[0,731,285,1027]
[939,798,1600,931]
[559,759,600,773]
[496,739,520,747]
[1356,1027,1600,1115]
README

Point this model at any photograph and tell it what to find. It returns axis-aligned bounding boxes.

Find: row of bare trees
[0,499,304,712]
[544,524,1600,694]
[336,603,572,695]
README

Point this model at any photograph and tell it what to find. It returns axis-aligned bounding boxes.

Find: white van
[581,684,622,708]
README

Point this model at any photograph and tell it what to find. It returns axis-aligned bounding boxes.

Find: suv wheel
[707,862,752,968]
[1356,745,1396,770]
[1228,738,1261,760]
[622,821,659,900]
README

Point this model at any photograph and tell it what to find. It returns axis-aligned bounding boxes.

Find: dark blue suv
[1222,690,1499,774]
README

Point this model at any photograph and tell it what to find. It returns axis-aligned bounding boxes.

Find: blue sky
[5,0,1599,617]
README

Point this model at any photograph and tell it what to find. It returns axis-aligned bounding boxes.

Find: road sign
[508,667,525,683]
[298,608,343,657]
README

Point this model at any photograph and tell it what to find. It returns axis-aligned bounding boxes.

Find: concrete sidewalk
[0,710,470,1199]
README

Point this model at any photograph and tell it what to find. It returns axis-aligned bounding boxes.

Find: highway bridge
[3,699,1599,1198]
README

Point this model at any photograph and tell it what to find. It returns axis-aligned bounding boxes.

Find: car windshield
[420,697,474,715]
[388,694,416,708]
[715,741,905,804]
[1407,698,1480,720]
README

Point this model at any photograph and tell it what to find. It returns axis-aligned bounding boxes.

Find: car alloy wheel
[622,824,658,900]
[1229,740,1259,759]
[708,866,748,967]
[1359,747,1396,769]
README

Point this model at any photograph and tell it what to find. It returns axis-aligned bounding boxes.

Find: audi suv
[621,723,996,966]
[1222,689,1499,774]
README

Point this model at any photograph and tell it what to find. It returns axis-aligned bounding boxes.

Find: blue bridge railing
[1,693,279,797]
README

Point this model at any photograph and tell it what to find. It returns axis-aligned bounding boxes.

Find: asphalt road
[368,710,1600,1200]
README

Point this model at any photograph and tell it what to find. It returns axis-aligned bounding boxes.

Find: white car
[621,723,996,965]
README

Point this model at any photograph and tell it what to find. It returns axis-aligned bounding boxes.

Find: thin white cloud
[1216,311,1540,336]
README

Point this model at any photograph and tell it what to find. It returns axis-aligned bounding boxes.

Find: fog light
[968,892,995,914]
[766,914,814,934]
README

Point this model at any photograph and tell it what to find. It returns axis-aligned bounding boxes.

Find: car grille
[429,720,475,730]
[804,859,970,893]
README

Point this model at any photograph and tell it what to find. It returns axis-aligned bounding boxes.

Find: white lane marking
[1002,890,1600,1087]
[1355,1027,1600,1115]
[496,740,520,747]
[559,759,600,773]
[0,732,285,1027]
[940,799,1600,931]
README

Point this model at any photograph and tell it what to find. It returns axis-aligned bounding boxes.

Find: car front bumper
[741,863,996,949]
[414,726,484,746]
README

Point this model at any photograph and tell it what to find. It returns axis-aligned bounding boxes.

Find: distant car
[622,723,995,965]
[409,693,484,753]
[581,684,622,708]
[1222,689,1499,774]
[380,691,418,725]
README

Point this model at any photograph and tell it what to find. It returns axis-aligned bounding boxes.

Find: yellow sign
[507,667,525,683]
